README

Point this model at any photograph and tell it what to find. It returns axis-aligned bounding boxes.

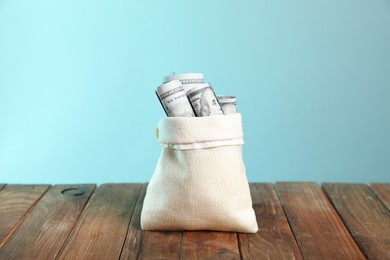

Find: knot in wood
[61,188,85,196]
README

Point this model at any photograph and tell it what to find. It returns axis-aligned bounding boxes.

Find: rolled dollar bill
[163,73,204,92]
[156,80,195,117]
[186,83,224,117]
[218,96,237,114]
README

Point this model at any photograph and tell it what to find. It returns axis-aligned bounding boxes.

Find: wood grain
[2,182,388,259]
[0,184,50,248]
[0,184,95,259]
[133,184,182,260]
[370,183,390,211]
[323,183,390,260]
[181,231,239,260]
[119,184,147,259]
[137,231,182,260]
[57,184,141,260]
[276,182,364,259]
[238,183,303,259]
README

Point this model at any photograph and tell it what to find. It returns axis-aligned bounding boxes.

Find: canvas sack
[141,113,258,233]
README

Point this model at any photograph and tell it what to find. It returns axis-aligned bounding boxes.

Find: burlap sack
[141,113,258,233]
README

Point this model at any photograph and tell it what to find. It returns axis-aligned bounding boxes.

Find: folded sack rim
[156,113,243,145]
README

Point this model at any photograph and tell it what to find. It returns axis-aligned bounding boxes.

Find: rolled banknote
[186,83,224,117]
[163,73,204,92]
[156,80,195,117]
[218,96,237,114]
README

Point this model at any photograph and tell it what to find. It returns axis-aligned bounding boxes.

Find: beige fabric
[141,113,258,233]
[156,113,244,146]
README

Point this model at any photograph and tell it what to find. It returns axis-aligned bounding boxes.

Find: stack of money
[156,72,238,117]
[187,83,224,117]
[217,96,237,115]
[163,73,204,92]
[155,80,196,117]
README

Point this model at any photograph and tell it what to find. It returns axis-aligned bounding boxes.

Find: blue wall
[1,0,389,184]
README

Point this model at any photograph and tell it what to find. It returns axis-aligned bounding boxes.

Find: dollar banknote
[156,80,195,117]
[163,73,204,92]
[186,83,224,117]
[218,96,237,114]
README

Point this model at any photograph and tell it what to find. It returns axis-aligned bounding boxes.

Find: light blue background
[1,0,389,184]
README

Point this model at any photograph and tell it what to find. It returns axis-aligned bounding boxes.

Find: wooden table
[0,182,389,259]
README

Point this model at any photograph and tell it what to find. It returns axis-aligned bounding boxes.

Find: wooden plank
[137,231,182,259]
[130,185,182,260]
[0,184,95,259]
[0,184,50,248]
[182,231,239,260]
[370,183,390,211]
[119,184,147,259]
[121,184,182,259]
[323,183,390,259]
[238,183,303,259]
[57,184,141,260]
[276,182,364,259]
